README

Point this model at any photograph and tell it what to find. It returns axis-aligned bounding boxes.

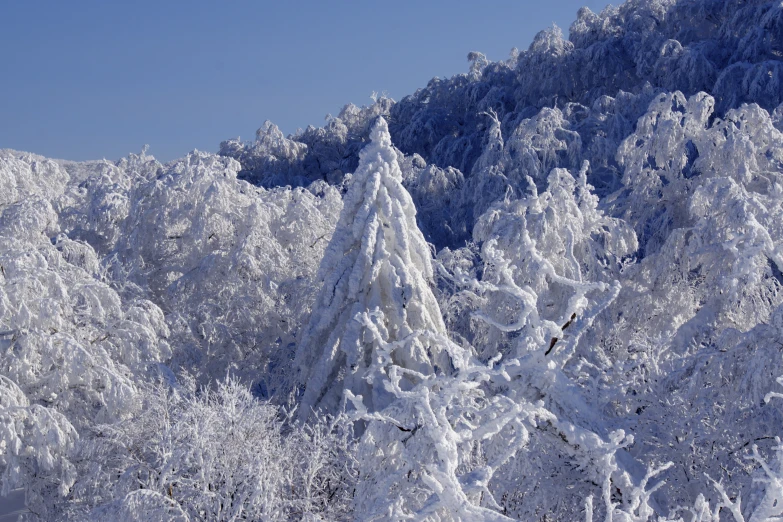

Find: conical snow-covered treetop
[296,117,448,420]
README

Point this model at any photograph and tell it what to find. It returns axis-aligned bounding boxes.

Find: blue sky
[0,1,612,162]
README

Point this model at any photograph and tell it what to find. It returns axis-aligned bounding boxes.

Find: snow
[4,0,783,519]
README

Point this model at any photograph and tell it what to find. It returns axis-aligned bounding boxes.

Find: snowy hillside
[4,0,783,520]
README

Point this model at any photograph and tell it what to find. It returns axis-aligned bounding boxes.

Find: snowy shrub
[76,376,357,521]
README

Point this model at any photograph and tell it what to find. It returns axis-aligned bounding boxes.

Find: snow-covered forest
[4,0,783,519]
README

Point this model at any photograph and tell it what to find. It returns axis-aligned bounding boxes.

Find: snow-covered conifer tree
[295,117,448,420]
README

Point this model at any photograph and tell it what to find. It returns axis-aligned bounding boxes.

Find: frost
[4,0,783,519]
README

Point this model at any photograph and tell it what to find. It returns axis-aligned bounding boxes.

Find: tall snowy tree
[295,117,448,420]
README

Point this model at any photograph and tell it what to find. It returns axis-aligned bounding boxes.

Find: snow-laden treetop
[296,117,447,420]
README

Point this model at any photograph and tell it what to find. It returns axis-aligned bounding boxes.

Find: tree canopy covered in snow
[5,0,783,520]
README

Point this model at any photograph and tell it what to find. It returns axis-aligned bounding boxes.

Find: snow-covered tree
[110,151,341,388]
[0,151,172,520]
[296,117,448,420]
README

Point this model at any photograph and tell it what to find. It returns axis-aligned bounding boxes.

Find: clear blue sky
[0,1,612,162]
